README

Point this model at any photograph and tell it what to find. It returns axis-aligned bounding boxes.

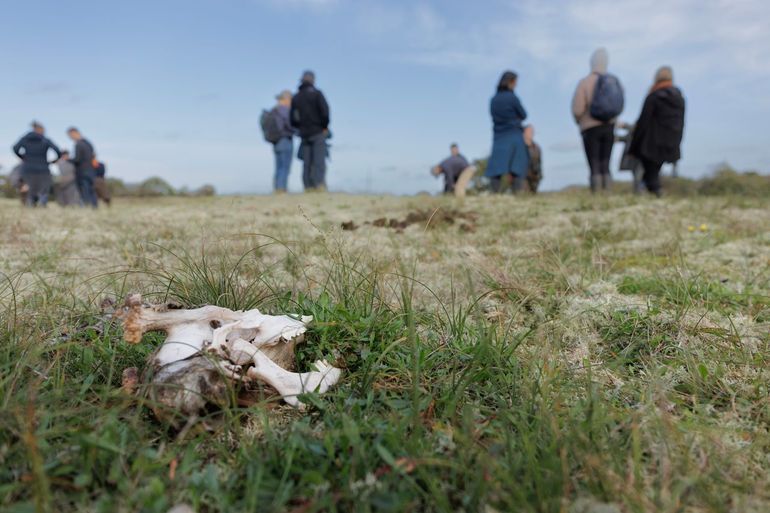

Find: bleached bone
[114,293,342,423]
[223,338,342,407]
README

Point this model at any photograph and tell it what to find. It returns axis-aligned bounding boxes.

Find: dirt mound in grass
[342,208,478,233]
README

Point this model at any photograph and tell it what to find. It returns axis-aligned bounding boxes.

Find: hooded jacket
[12,131,61,174]
[290,82,330,139]
[629,86,685,164]
[572,49,616,132]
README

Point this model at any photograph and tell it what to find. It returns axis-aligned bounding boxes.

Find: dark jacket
[13,132,61,174]
[94,161,106,178]
[438,154,469,192]
[70,138,96,176]
[629,86,685,164]
[290,82,330,139]
[490,90,527,133]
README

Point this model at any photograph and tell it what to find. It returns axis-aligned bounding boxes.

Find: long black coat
[290,82,330,139]
[12,131,61,174]
[629,86,685,164]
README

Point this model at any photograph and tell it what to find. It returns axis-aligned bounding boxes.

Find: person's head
[654,66,673,84]
[450,143,459,156]
[523,125,534,145]
[67,127,81,141]
[590,48,609,74]
[301,70,316,85]
[276,89,292,106]
[31,121,44,134]
[497,71,518,92]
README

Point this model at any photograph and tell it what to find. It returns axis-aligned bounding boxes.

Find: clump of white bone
[116,294,341,416]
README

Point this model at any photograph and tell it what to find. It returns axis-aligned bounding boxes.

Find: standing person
[629,66,685,197]
[431,143,476,197]
[12,121,61,207]
[290,70,330,191]
[486,71,529,193]
[8,163,29,205]
[67,127,97,208]
[262,90,295,193]
[93,157,111,206]
[55,150,81,207]
[572,48,624,192]
[523,125,543,193]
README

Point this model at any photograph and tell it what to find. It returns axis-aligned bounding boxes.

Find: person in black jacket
[629,66,685,197]
[290,70,330,191]
[67,127,98,208]
[12,121,61,207]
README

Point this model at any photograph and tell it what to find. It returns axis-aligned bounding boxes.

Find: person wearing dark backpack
[262,90,295,193]
[290,70,330,192]
[629,66,685,197]
[572,48,624,193]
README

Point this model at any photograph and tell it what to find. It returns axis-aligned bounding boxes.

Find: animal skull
[115,294,342,423]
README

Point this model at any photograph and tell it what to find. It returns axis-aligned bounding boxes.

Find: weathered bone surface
[115,293,341,423]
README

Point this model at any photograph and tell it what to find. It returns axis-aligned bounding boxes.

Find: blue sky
[2,0,768,194]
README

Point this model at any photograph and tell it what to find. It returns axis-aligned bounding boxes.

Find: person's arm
[515,95,527,121]
[317,92,330,129]
[12,139,24,159]
[47,140,62,164]
[629,95,655,157]
[69,141,82,165]
[289,99,299,129]
[571,80,586,123]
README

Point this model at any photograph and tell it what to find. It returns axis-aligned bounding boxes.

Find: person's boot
[601,174,612,192]
[590,175,601,193]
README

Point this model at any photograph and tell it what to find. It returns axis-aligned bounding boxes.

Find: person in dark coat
[485,71,529,193]
[290,70,330,191]
[629,66,685,197]
[12,121,61,207]
[67,127,98,207]
[523,125,543,193]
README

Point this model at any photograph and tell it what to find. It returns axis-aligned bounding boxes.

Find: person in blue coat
[486,71,529,193]
[12,121,61,207]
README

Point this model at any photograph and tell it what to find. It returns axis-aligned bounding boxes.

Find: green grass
[1,192,769,512]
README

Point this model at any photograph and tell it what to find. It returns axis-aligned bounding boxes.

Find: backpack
[590,73,624,122]
[260,108,282,144]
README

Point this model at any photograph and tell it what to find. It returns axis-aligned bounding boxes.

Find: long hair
[497,71,518,92]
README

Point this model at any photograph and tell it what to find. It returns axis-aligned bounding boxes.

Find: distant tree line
[0,172,216,199]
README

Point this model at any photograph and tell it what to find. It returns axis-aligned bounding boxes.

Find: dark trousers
[77,173,98,208]
[489,173,524,194]
[581,124,614,191]
[640,157,663,196]
[301,132,327,190]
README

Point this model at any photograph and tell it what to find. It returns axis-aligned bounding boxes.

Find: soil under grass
[1,192,769,512]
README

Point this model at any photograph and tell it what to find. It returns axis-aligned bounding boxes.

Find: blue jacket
[13,131,61,174]
[490,90,527,133]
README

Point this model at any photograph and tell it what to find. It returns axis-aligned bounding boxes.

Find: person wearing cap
[12,121,61,207]
[271,90,295,193]
[290,70,330,191]
[629,66,685,197]
[67,127,98,208]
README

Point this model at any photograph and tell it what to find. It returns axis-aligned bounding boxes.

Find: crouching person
[523,125,543,193]
[628,66,685,197]
[431,143,476,198]
[55,150,81,206]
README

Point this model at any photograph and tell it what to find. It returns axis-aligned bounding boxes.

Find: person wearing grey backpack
[572,48,624,193]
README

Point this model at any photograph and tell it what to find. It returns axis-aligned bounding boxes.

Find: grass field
[1,191,769,512]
